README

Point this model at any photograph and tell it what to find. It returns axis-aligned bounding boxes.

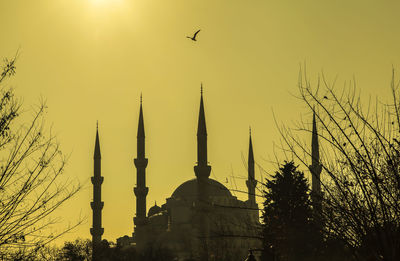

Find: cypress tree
[261,161,317,261]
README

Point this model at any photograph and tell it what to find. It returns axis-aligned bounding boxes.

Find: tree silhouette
[0,55,81,259]
[58,238,91,261]
[261,161,318,261]
[278,69,400,260]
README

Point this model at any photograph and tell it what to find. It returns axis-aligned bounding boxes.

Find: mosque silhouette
[90,88,322,261]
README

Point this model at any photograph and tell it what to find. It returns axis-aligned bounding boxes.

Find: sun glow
[90,0,111,4]
[86,0,132,19]
[89,0,125,7]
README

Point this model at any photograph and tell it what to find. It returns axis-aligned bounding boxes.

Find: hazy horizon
[1,0,399,245]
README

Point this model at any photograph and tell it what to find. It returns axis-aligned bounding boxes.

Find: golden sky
[1,0,400,244]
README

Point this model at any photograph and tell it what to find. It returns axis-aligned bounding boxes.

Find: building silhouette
[91,123,104,260]
[133,95,149,251]
[116,90,261,261]
[309,110,322,214]
[91,90,323,261]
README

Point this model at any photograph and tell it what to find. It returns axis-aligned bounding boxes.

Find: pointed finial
[140,93,142,105]
[200,83,203,96]
[94,121,101,159]
[311,106,320,166]
[249,126,251,136]
[155,201,157,206]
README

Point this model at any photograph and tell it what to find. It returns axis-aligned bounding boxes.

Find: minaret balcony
[308,164,322,176]
[134,158,148,168]
[194,165,211,179]
[91,176,104,185]
[90,201,104,210]
[134,187,149,196]
[246,179,257,189]
[90,227,104,236]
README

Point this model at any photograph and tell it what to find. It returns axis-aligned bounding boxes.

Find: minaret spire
[133,95,149,249]
[309,109,322,213]
[137,95,145,150]
[94,122,101,159]
[311,110,320,168]
[91,123,104,260]
[195,86,211,178]
[246,127,256,204]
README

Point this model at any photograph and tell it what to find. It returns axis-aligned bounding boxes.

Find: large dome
[171,178,232,199]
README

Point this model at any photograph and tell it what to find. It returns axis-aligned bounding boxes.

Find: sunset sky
[0,0,400,244]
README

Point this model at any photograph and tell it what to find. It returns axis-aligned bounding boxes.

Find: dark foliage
[261,161,319,261]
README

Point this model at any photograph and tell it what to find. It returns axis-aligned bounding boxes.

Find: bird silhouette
[323,96,328,99]
[187,29,201,41]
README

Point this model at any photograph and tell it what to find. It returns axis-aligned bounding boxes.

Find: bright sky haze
[1,0,400,244]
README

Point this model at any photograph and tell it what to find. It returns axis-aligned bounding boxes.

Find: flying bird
[187,29,201,41]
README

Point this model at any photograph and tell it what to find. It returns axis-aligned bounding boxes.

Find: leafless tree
[0,55,81,259]
[277,68,400,261]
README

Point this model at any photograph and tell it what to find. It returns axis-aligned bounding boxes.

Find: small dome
[148,202,162,217]
[171,178,232,199]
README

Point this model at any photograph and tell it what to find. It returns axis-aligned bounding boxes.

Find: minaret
[194,86,211,261]
[309,110,322,213]
[246,128,257,204]
[91,123,104,260]
[133,95,148,247]
[194,86,211,179]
